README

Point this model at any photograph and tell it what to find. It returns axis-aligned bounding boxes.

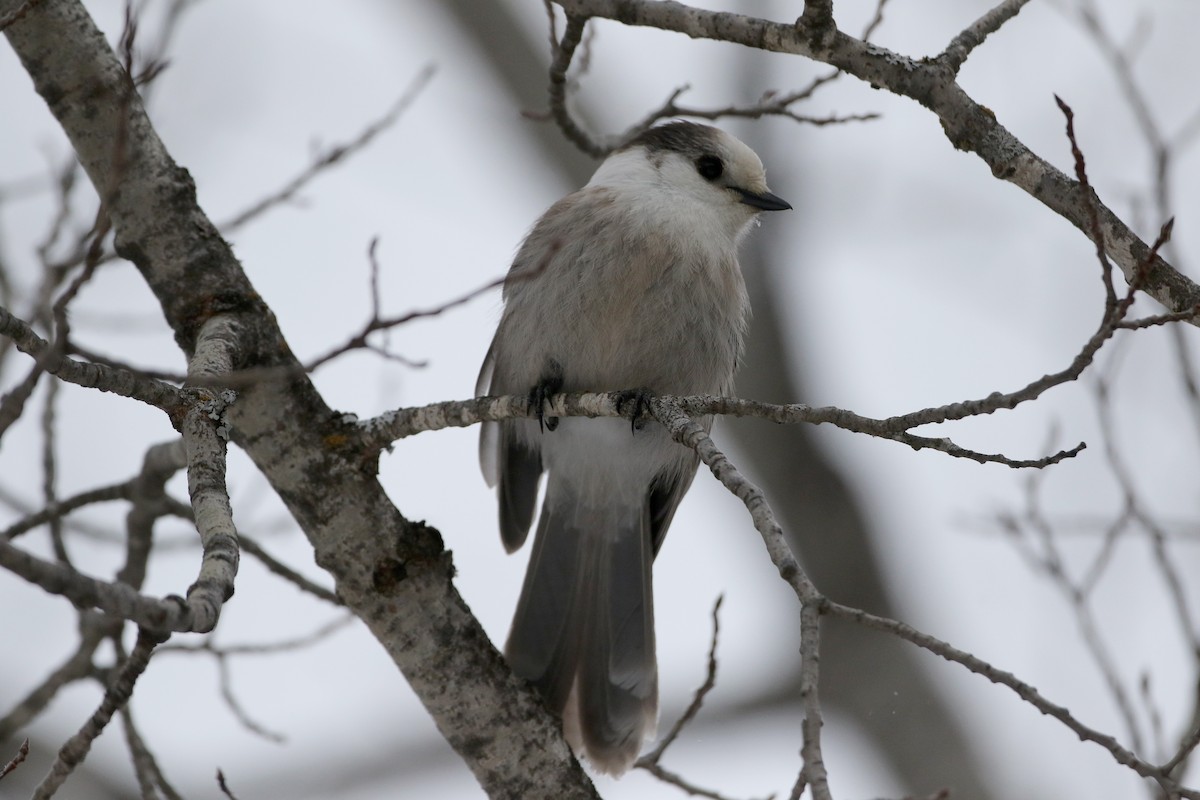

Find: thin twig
[1056,94,1116,309]
[649,404,831,800]
[546,14,602,157]
[637,599,752,800]
[302,250,506,374]
[0,305,184,410]
[240,534,342,606]
[34,627,165,799]
[823,600,1196,798]
[940,0,1034,74]
[860,0,892,42]
[213,654,286,743]
[155,615,354,742]
[159,614,355,658]
[3,481,131,540]
[216,769,239,800]
[361,390,1084,471]
[640,595,725,764]
[880,213,1174,432]
[121,707,185,800]
[0,355,44,440]
[0,0,46,33]
[218,65,437,233]
[67,341,186,383]
[0,612,119,740]
[0,739,29,781]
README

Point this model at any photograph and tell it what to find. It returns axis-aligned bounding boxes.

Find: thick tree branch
[2,2,597,795]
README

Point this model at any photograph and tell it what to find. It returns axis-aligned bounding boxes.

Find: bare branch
[0,739,29,782]
[0,612,119,740]
[0,360,43,440]
[0,305,183,410]
[218,64,437,233]
[649,403,831,799]
[211,654,286,743]
[546,14,602,157]
[860,0,892,42]
[302,250,506,374]
[636,760,749,800]
[618,85,879,140]
[0,538,204,632]
[121,707,184,800]
[239,534,342,606]
[160,614,355,658]
[216,769,239,800]
[361,391,1083,471]
[1055,94,1117,309]
[823,600,1196,798]
[939,0,1034,74]
[2,482,129,540]
[634,598,758,800]
[120,439,189,591]
[157,615,355,743]
[177,317,242,634]
[641,595,724,764]
[34,627,164,798]
[67,341,186,383]
[1117,307,1200,330]
[881,217,1173,432]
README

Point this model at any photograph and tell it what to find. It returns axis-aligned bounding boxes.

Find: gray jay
[477,121,789,774]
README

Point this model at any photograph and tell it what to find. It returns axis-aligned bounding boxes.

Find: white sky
[1,1,1198,798]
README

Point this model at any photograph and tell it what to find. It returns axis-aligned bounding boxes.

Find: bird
[476,120,790,775]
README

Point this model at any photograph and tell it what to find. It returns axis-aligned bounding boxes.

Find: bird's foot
[614,388,656,434]
[529,368,564,433]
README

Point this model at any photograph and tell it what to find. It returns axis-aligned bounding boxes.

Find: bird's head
[588,121,791,243]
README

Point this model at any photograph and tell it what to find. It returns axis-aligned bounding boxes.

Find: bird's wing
[477,335,544,553]
[647,457,699,557]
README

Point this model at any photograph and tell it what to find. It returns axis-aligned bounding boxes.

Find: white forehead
[716,132,766,178]
[588,122,767,189]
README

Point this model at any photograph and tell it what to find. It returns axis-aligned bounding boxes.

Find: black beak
[736,187,792,211]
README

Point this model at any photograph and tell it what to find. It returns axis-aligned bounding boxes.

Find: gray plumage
[477,121,789,774]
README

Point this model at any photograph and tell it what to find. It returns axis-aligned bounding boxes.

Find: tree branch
[34,627,163,799]
[551,0,1200,320]
[360,391,1084,470]
[0,305,182,411]
[823,600,1197,799]
[939,0,1034,74]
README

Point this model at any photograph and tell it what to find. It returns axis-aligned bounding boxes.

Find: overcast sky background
[1,1,1198,798]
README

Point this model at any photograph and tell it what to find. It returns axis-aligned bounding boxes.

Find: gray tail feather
[504,495,657,775]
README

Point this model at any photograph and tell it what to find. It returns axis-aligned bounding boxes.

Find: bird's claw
[615,388,655,434]
[529,371,564,433]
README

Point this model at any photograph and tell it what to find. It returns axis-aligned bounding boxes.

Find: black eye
[696,155,724,181]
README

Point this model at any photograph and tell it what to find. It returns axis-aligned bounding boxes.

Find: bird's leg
[530,360,564,433]
[614,388,656,434]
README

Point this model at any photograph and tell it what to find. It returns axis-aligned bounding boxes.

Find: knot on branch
[796,0,836,50]
[373,520,452,597]
[174,386,236,439]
